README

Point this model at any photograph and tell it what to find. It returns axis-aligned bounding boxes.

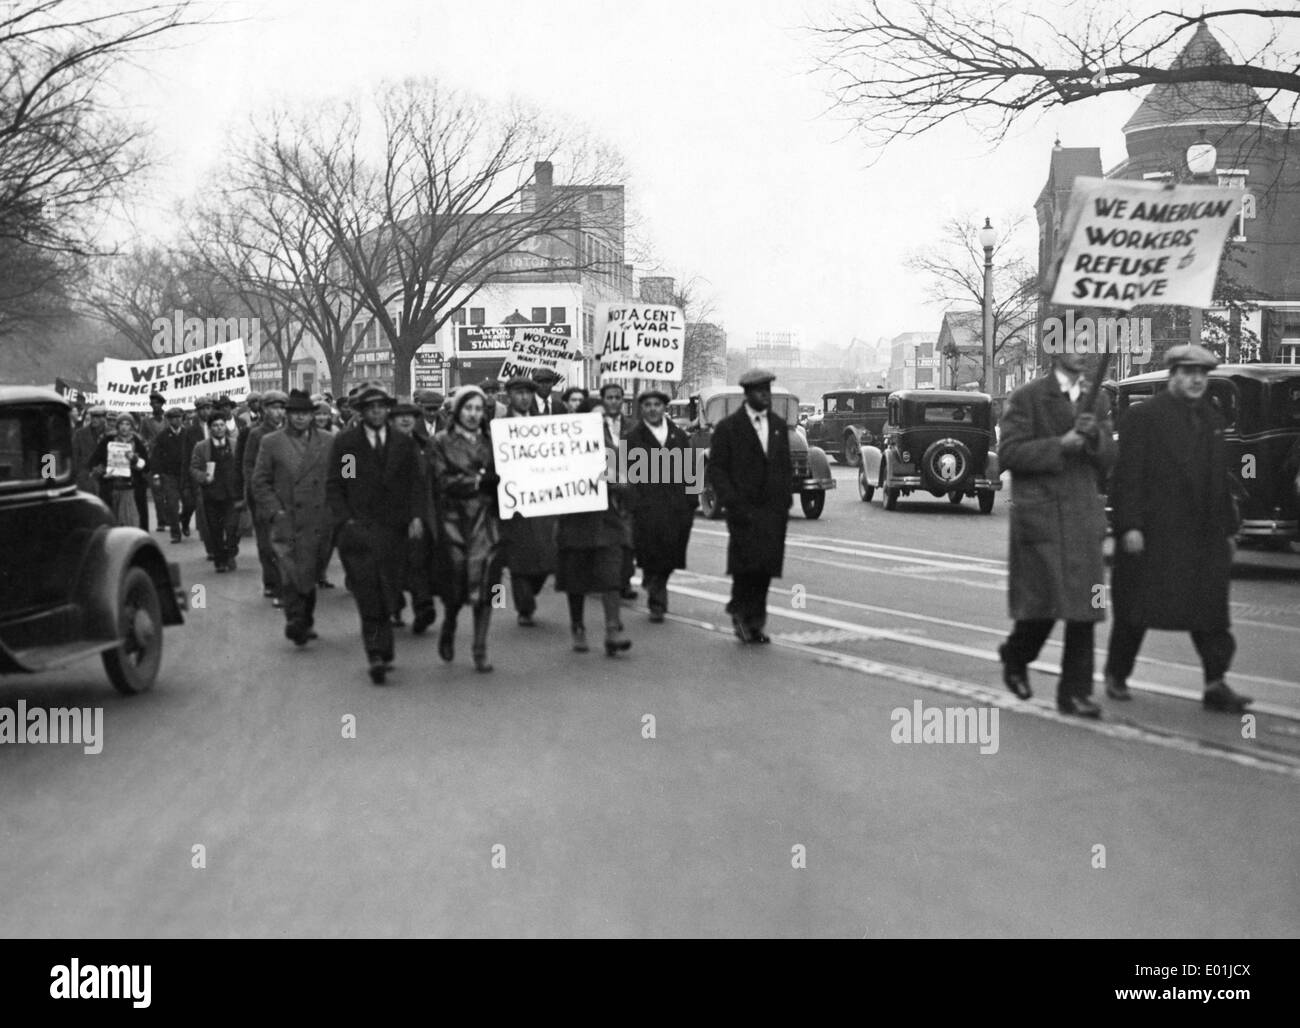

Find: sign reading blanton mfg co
[491,411,608,518]
[595,303,684,382]
[1049,177,1243,311]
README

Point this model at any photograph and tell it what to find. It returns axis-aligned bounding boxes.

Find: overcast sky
[112,0,1294,352]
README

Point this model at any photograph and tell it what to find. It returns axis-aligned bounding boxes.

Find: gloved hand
[479,471,500,492]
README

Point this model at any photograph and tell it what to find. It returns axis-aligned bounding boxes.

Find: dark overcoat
[251,426,332,594]
[429,428,502,608]
[327,424,425,612]
[1109,389,1236,631]
[494,406,558,576]
[706,405,792,577]
[625,419,699,574]
[998,373,1116,622]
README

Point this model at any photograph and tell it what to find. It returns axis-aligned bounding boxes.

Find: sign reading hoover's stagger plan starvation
[595,303,684,381]
[498,328,583,386]
[1050,177,1243,310]
[491,411,607,518]
[96,339,251,411]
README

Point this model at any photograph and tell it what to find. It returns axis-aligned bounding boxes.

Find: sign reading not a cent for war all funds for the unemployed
[1049,177,1243,310]
[595,303,685,382]
[97,339,251,412]
[491,411,608,518]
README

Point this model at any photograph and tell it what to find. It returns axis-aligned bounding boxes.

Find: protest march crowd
[71,365,786,685]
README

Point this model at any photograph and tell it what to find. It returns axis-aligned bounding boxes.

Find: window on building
[550,307,566,324]
[450,307,466,326]
[470,308,485,326]
[588,194,604,213]
[584,312,594,345]
[531,307,547,324]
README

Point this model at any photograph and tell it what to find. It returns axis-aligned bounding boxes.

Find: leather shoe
[391,613,406,628]
[438,622,455,662]
[1203,680,1251,713]
[1105,674,1132,701]
[752,631,771,644]
[1057,696,1102,718]
[621,587,638,600]
[572,626,589,653]
[998,644,1032,699]
[317,578,335,589]
[517,613,536,627]
[412,609,436,635]
[367,657,387,685]
[731,615,754,643]
[648,611,665,624]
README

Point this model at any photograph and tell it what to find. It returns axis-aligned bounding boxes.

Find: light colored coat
[250,426,331,594]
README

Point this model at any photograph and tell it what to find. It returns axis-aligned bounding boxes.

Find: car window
[869,396,888,410]
[0,406,72,487]
[921,403,976,423]
[1270,376,1300,430]
[1206,380,1239,431]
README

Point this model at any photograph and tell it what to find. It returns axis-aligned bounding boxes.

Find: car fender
[806,445,834,487]
[76,526,186,640]
[861,444,885,483]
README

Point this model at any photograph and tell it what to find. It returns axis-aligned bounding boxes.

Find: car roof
[1117,363,1300,386]
[892,389,991,403]
[0,386,70,407]
[823,388,889,397]
[696,385,796,402]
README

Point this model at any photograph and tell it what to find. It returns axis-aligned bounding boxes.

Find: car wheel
[102,565,163,695]
[977,489,995,515]
[948,491,963,505]
[700,483,723,520]
[800,491,826,519]
[857,466,874,502]
[843,432,861,468]
[884,487,900,511]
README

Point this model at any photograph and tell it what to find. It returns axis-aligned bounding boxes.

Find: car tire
[800,491,825,519]
[857,467,874,502]
[977,489,995,515]
[699,483,723,520]
[843,432,861,468]
[948,491,963,505]
[102,565,164,695]
[884,487,900,511]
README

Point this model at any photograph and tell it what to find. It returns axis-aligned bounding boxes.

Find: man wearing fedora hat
[706,368,793,643]
[498,375,558,626]
[252,389,332,647]
[327,383,426,684]
[1105,344,1251,713]
[239,389,289,601]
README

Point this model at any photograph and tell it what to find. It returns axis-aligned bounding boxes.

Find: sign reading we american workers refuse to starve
[498,328,583,386]
[491,411,608,519]
[96,339,251,412]
[1049,177,1243,311]
[595,303,685,382]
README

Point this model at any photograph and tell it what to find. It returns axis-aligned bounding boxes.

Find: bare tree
[813,3,1299,152]
[907,214,1038,387]
[668,274,726,396]
[254,80,625,397]
[80,244,187,357]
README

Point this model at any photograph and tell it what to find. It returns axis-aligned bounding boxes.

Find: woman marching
[556,396,633,657]
[90,412,152,526]
[429,385,503,673]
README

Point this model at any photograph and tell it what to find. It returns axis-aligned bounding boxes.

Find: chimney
[534,161,553,205]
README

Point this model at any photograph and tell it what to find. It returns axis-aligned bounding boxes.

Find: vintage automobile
[1108,364,1300,546]
[804,388,891,467]
[667,398,693,431]
[0,387,186,693]
[686,386,836,519]
[858,390,1002,514]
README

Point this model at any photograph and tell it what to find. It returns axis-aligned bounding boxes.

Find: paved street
[2,466,1297,938]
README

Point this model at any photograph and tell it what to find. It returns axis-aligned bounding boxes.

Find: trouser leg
[1104,619,1146,683]
[730,572,771,632]
[600,590,622,632]
[254,516,279,591]
[1001,619,1054,672]
[179,481,195,531]
[161,475,182,537]
[194,491,213,555]
[511,572,543,616]
[1191,628,1235,683]
[644,572,669,615]
[134,483,150,532]
[1058,620,1096,701]
[567,592,585,627]
[471,603,491,659]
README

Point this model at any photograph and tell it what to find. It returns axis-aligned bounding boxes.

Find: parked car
[804,388,891,467]
[1108,364,1300,546]
[667,398,693,431]
[686,386,836,519]
[0,387,186,693]
[858,390,1002,513]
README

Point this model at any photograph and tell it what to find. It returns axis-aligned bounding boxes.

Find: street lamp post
[1185,133,1218,351]
[979,218,997,393]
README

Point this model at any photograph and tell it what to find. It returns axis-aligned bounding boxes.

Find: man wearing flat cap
[706,368,793,643]
[149,406,191,544]
[531,368,561,415]
[413,389,446,443]
[1105,344,1251,713]
[327,384,426,684]
[479,378,506,422]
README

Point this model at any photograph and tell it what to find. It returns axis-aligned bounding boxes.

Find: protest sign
[490,411,607,518]
[498,328,583,385]
[595,303,684,382]
[96,340,251,412]
[1049,177,1243,310]
[104,441,134,479]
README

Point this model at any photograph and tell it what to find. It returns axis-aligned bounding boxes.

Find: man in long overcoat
[997,351,1116,717]
[625,388,698,622]
[706,368,792,643]
[1105,344,1250,712]
[238,390,288,602]
[252,389,332,647]
[497,376,558,626]
[73,405,108,494]
[326,384,426,684]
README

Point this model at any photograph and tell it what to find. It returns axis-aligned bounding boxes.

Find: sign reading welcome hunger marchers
[1049,177,1243,311]
[96,339,251,412]
[595,303,684,382]
[491,411,607,519]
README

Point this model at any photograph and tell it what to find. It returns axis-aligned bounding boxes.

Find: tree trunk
[391,333,418,399]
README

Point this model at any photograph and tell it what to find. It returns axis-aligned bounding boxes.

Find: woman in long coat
[89,413,151,526]
[429,386,503,673]
[555,397,633,656]
[624,388,698,622]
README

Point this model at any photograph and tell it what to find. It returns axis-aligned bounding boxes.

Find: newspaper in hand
[105,440,134,479]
